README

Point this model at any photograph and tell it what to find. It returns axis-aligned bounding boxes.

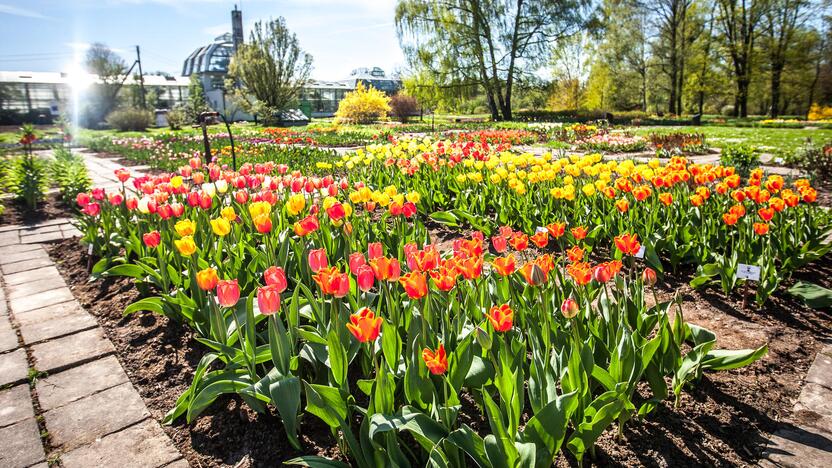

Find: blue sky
[0,0,405,80]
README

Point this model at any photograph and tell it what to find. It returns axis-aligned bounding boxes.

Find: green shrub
[9,153,48,211]
[51,147,91,205]
[795,141,832,182]
[167,107,188,130]
[106,107,154,131]
[720,143,759,177]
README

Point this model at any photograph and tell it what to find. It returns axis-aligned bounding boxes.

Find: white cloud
[0,3,52,19]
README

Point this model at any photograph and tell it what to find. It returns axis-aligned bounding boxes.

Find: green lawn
[631,125,832,155]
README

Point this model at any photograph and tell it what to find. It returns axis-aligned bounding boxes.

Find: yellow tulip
[175,219,196,237]
[210,218,231,236]
[175,236,196,256]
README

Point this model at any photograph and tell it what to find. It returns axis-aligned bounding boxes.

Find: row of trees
[396,0,832,118]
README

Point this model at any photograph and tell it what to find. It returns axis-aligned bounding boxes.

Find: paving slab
[0,385,34,428]
[762,426,832,467]
[0,286,6,316]
[3,266,62,287]
[38,355,129,411]
[0,348,29,387]
[19,224,63,235]
[9,287,73,315]
[0,224,23,233]
[44,382,149,451]
[0,256,53,275]
[60,419,181,468]
[31,327,114,373]
[0,230,19,247]
[20,231,65,244]
[7,276,68,300]
[0,243,41,257]
[0,315,18,352]
[0,247,48,266]
[0,417,46,467]
[804,347,832,389]
[17,305,97,344]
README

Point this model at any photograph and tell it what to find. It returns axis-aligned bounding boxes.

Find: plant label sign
[635,246,646,259]
[737,264,761,281]
[535,226,548,234]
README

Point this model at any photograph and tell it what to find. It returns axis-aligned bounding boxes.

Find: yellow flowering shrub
[334,82,391,124]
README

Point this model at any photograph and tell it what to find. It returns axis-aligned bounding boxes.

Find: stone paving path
[0,151,185,468]
[761,343,832,467]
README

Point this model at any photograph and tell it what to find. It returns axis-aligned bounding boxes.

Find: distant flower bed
[576,132,647,153]
[449,129,541,145]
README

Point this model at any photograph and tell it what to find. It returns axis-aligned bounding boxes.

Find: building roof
[0,71,189,87]
[182,33,234,77]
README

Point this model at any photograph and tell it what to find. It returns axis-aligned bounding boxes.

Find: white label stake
[635,246,646,259]
[737,264,761,281]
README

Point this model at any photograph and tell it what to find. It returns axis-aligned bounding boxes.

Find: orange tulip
[546,222,566,238]
[566,262,592,286]
[346,308,382,343]
[508,233,528,251]
[253,213,272,234]
[722,212,738,226]
[616,198,630,213]
[758,207,775,222]
[399,272,428,299]
[429,267,458,291]
[566,245,584,263]
[196,267,219,291]
[753,222,769,235]
[658,192,673,206]
[312,266,350,297]
[456,256,483,280]
[422,344,448,375]
[519,262,547,286]
[487,304,513,332]
[369,257,401,281]
[491,255,516,276]
[614,233,641,256]
[530,231,549,248]
[571,226,588,241]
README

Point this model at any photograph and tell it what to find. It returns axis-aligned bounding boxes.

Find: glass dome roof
[182,33,234,77]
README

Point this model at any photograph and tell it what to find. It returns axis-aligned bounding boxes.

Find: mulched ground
[0,193,71,227]
[45,234,832,467]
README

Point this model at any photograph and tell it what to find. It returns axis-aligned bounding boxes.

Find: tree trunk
[769,63,783,117]
[737,77,750,117]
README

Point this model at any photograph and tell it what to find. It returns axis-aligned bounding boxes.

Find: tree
[716,0,767,117]
[185,74,210,123]
[83,43,127,126]
[551,33,590,109]
[762,0,814,116]
[396,0,590,121]
[227,17,313,119]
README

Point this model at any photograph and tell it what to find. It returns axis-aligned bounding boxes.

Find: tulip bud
[561,298,579,319]
[593,265,611,283]
[642,267,658,286]
[475,326,492,351]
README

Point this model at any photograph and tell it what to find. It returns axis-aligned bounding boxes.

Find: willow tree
[396,0,589,121]
[227,18,312,118]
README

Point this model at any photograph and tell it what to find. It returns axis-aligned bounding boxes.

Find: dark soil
[0,193,72,226]
[46,236,832,467]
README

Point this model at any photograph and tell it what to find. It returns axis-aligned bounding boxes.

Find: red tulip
[257,284,281,315]
[143,230,161,248]
[356,264,375,292]
[264,266,288,292]
[217,279,240,308]
[308,248,328,273]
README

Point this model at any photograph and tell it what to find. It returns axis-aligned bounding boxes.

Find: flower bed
[69,138,831,466]
[576,132,648,153]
